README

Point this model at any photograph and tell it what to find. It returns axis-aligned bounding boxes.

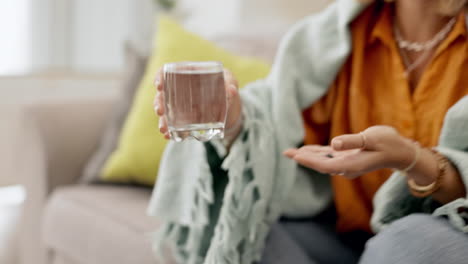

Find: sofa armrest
[43,98,114,188]
[20,94,117,191]
[2,91,118,264]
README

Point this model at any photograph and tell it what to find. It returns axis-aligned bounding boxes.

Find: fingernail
[154,105,160,114]
[333,140,343,149]
[229,84,237,91]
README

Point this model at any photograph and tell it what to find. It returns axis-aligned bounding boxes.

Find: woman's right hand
[153,68,244,144]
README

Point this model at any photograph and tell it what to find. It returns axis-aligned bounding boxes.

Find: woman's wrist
[405,147,465,203]
[393,138,438,184]
[391,138,464,202]
[390,137,438,185]
[388,137,420,171]
[405,147,439,186]
[223,113,244,149]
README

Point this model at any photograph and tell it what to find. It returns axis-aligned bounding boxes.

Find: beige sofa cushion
[42,185,159,264]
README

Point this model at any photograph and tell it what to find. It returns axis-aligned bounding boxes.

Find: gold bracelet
[407,149,447,198]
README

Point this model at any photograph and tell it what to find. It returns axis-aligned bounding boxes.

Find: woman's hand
[153,68,243,142]
[283,126,417,178]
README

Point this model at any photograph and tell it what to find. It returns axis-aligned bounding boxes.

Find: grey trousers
[260,214,468,264]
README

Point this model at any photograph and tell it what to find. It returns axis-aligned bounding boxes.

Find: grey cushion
[80,44,147,183]
[42,185,159,264]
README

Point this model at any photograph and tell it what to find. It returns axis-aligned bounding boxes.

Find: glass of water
[163,61,227,142]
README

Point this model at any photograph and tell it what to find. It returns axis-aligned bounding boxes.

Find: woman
[151,0,468,263]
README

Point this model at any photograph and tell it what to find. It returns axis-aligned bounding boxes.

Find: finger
[332,151,383,177]
[330,151,383,177]
[159,116,168,134]
[290,145,336,162]
[224,69,239,90]
[224,68,236,105]
[292,147,382,176]
[225,84,243,130]
[293,145,336,160]
[299,145,334,153]
[154,92,165,116]
[283,148,299,158]
[164,132,171,140]
[328,148,361,158]
[227,84,238,106]
[292,154,335,174]
[331,133,367,151]
[154,69,164,92]
[291,146,334,166]
[296,145,360,157]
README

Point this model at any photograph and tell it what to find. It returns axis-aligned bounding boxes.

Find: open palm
[284,126,416,178]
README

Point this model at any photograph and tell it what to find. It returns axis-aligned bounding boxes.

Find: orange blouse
[303,4,468,233]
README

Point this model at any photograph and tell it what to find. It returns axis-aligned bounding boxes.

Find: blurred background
[0,0,332,264]
[0,0,334,75]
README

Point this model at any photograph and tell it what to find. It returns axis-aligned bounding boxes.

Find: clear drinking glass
[163,61,227,142]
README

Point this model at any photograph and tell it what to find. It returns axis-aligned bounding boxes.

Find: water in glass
[163,61,227,142]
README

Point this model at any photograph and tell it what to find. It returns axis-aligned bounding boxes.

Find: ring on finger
[359,132,368,149]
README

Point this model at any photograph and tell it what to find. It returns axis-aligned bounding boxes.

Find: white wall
[181,0,333,37]
[29,0,152,74]
[28,0,65,71]
[71,0,131,73]
[27,0,332,74]
[0,0,32,75]
[68,0,334,72]
[239,0,333,32]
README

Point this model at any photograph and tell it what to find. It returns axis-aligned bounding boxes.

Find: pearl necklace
[393,17,456,76]
[395,17,456,52]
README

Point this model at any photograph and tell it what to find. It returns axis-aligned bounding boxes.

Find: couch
[11,89,163,264]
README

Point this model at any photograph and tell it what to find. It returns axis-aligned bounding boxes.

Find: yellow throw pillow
[100,17,271,186]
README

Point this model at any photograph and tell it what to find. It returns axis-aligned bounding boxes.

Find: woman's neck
[394,0,452,43]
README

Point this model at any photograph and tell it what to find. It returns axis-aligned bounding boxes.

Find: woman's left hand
[284,126,417,178]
